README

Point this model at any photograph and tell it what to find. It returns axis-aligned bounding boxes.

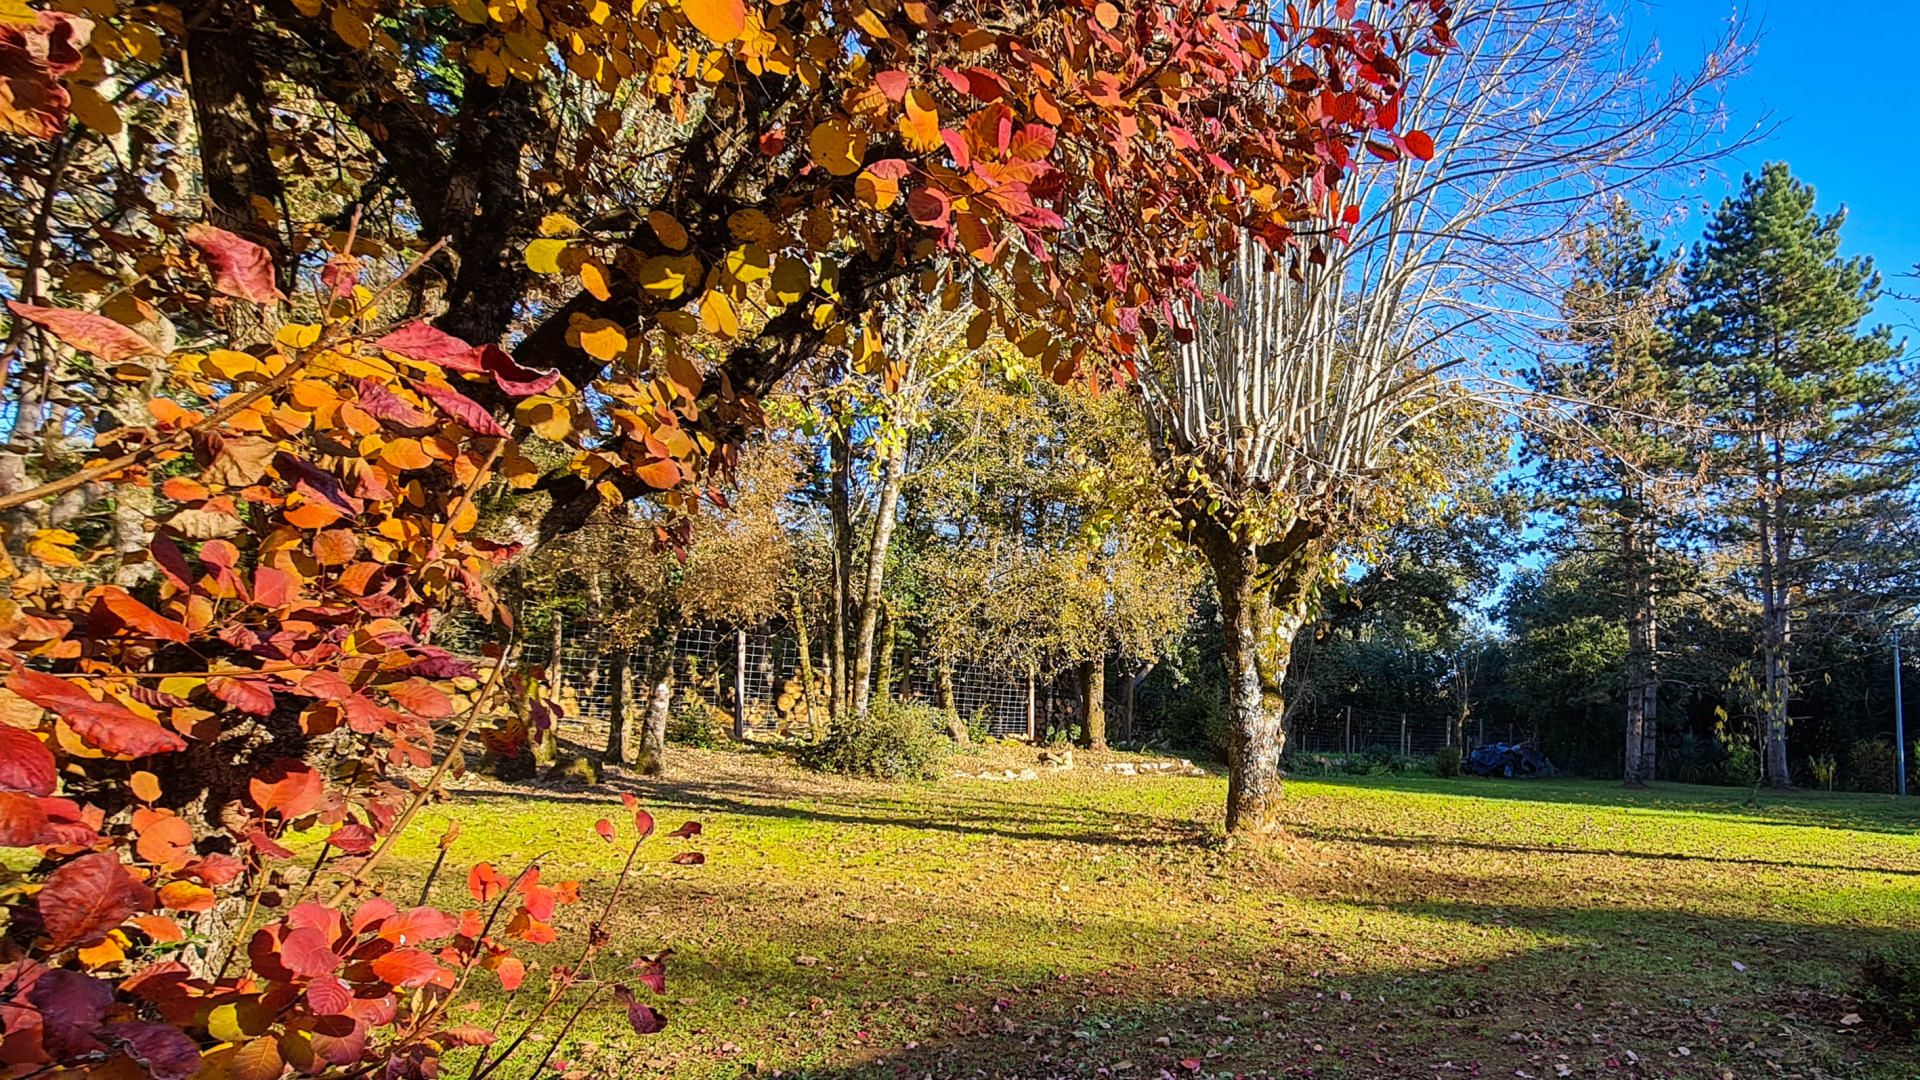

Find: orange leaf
[92,585,189,643]
[130,770,162,802]
[682,0,744,43]
[899,89,941,153]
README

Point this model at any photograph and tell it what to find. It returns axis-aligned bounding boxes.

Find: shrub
[1159,682,1231,761]
[1844,739,1900,794]
[669,690,729,749]
[1668,731,1728,785]
[1723,741,1761,788]
[802,699,950,780]
[1861,945,1920,1039]
[1436,745,1463,778]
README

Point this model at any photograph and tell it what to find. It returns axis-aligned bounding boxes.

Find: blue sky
[1643,0,1920,337]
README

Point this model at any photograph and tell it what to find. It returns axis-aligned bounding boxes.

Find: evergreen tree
[1675,163,1918,787]
[1534,200,1694,785]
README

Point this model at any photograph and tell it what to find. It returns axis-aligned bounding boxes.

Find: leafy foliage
[801,698,949,780]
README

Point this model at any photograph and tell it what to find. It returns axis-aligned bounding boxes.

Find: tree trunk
[1079,659,1107,751]
[1123,662,1153,745]
[791,588,823,741]
[938,659,965,742]
[1200,527,1317,836]
[851,437,907,720]
[1623,516,1654,787]
[636,634,674,776]
[829,427,852,723]
[606,648,633,766]
[184,20,285,347]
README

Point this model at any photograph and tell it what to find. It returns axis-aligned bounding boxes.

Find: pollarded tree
[1137,0,1747,833]
[1673,163,1920,787]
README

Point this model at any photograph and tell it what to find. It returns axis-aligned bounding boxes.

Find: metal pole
[1896,626,1907,797]
[1344,706,1352,754]
[733,628,748,741]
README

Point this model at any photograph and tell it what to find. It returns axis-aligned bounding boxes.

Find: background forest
[505,160,1920,798]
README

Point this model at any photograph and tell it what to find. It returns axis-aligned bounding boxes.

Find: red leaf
[476,344,562,397]
[6,301,159,361]
[374,322,483,372]
[185,223,283,304]
[0,725,56,796]
[389,678,453,718]
[669,851,705,865]
[492,955,526,991]
[91,586,189,643]
[252,565,293,608]
[377,906,459,945]
[353,378,433,428]
[468,862,507,903]
[875,69,909,101]
[245,829,296,860]
[6,667,187,757]
[1402,129,1435,161]
[908,186,952,229]
[326,822,376,854]
[305,976,353,1015]
[634,808,655,838]
[248,759,324,818]
[0,790,48,846]
[613,985,668,1034]
[369,947,442,988]
[667,821,702,839]
[208,676,275,716]
[319,258,360,299]
[414,380,509,437]
[110,1020,201,1080]
[594,818,615,842]
[281,927,341,977]
[439,1026,498,1047]
[40,851,151,949]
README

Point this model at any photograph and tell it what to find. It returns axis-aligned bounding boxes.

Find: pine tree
[1535,200,1693,786]
[1675,163,1918,787]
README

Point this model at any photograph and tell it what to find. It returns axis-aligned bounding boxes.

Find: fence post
[1025,669,1036,742]
[1344,705,1352,754]
[733,628,747,741]
[1401,711,1408,757]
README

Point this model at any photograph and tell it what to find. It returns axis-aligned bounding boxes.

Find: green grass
[392,749,1920,1079]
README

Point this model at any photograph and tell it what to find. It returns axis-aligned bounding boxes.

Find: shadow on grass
[445,770,1215,851]
[1286,823,1920,878]
[583,892,1917,1080]
[1294,773,1920,837]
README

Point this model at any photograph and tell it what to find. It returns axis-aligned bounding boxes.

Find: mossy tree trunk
[1079,659,1106,751]
[636,630,675,776]
[606,648,634,766]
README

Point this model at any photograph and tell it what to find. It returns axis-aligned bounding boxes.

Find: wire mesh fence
[533,620,1044,745]
[532,617,1494,756]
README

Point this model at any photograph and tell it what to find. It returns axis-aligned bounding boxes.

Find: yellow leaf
[523,238,569,274]
[700,290,740,339]
[540,213,582,237]
[578,320,627,361]
[900,89,942,153]
[638,254,701,298]
[579,258,612,301]
[648,211,690,250]
[769,256,811,305]
[666,351,703,398]
[727,209,777,244]
[855,167,900,210]
[68,84,121,136]
[330,4,372,48]
[724,243,771,282]
[808,119,867,177]
[681,0,745,44]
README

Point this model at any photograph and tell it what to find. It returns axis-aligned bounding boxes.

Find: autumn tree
[1138,0,1745,833]
[0,0,1435,1067]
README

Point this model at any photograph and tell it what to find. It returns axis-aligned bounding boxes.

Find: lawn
[390,747,1920,1079]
